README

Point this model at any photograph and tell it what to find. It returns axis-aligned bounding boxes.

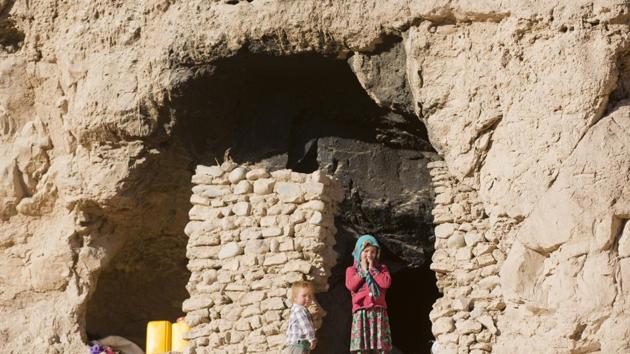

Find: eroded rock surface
[0,0,628,353]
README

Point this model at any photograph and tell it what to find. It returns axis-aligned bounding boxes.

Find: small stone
[478,275,500,290]
[476,253,496,266]
[464,232,484,247]
[254,178,275,194]
[279,239,295,251]
[435,223,457,238]
[476,315,497,334]
[234,180,253,194]
[282,260,312,274]
[264,310,282,323]
[473,243,495,257]
[275,182,304,203]
[432,317,454,335]
[190,194,211,206]
[447,232,466,248]
[232,202,251,216]
[197,165,224,177]
[200,185,231,198]
[241,291,267,305]
[182,296,214,312]
[270,239,280,252]
[435,191,453,204]
[308,211,324,225]
[309,170,332,185]
[218,242,242,259]
[246,168,270,180]
[260,215,277,227]
[262,227,283,237]
[281,203,297,214]
[228,167,247,183]
[261,297,286,311]
[240,228,261,240]
[456,247,473,261]
[263,253,288,266]
[283,272,304,283]
[245,239,269,254]
[455,319,482,334]
[452,297,472,311]
[234,318,252,332]
[270,169,292,181]
[492,249,506,262]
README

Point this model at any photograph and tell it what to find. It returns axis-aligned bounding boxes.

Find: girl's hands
[360,256,368,271]
[367,258,374,270]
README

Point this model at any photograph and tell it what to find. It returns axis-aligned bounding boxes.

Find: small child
[345,234,392,354]
[285,281,317,353]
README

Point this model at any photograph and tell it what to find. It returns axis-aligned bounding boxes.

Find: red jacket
[345,264,391,312]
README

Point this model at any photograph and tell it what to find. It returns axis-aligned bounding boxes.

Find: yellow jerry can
[146,320,171,354]
[171,319,190,352]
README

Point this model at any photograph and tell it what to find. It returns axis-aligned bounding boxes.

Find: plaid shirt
[286,303,316,345]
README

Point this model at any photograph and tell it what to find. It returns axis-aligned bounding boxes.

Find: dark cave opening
[85,51,440,353]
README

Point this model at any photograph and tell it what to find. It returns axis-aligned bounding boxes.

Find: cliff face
[0,0,629,353]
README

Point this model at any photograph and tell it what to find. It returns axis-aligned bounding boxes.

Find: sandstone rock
[464,232,484,247]
[452,297,472,311]
[261,297,286,311]
[435,223,457,238]
[447,232,466,248]
[253,178,275,195]
[432,317,455,336]
[275,182,304,203]
[197,165,224,177]
[218,242,243,259]
[262,227,283,237]
[228,167,247,183]
[245,239,268,254]
[183,297,214,312]
[282,260,312,274]
[246,168,270,180]
[3,1,627,351]
[617,221,630,257]
[456,319,482,335]
[232,202,251,216]
[234,180,253,194]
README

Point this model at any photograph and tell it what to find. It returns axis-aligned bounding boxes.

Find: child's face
[294,288,313,307]
[361,245,378,263]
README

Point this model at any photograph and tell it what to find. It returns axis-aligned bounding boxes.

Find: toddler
[285,281,317,353]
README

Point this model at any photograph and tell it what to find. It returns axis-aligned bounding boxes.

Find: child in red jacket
[345,234,392,354]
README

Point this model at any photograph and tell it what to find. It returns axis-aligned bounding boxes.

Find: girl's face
[361,244,378,263]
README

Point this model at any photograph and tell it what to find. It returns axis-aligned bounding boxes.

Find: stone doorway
[84,51,441,353]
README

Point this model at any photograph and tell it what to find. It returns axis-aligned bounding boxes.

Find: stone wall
[182,162,342,354]
[428,161,513,354]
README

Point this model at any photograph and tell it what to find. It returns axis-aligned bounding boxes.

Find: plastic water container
[171,318,190,352]
[146,320,171,354]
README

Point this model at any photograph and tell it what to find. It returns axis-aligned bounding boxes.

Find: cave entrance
[85,50,440,353]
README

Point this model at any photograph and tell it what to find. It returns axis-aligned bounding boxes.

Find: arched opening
[85,50,440,353]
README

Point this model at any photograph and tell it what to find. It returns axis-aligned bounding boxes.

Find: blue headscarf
[352,234,381,298]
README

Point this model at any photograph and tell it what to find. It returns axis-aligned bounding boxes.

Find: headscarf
[352,234,381,298]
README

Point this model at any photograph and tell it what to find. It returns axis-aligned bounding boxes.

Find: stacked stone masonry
[428,161,513,354]
[182,161,343,354]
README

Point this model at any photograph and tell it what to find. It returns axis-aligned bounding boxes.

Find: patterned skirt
[350,307,392,352]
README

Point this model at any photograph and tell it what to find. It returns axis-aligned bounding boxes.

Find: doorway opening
[85,50,440,353]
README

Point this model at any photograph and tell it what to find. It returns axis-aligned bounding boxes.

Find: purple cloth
[89,343,105,354]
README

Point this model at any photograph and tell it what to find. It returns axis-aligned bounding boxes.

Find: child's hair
[290,281,314,301]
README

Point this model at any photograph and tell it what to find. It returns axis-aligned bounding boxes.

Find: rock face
[0,1,628,354]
